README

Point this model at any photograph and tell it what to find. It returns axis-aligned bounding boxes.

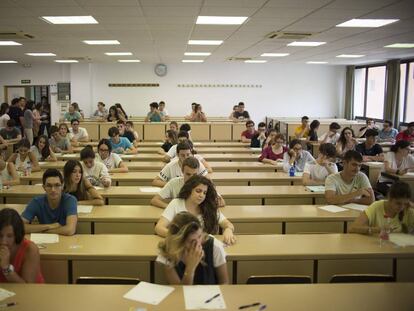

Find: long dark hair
[108,105,119,121]
[390,140,410,153]
[178,175,219,234]
[166,130,178,145]
[115,103,128,119]
[338,127,355,148]
[63,160,88,200]
[35,135,51,160]
[0,102,8,116]
[0,208,24,244]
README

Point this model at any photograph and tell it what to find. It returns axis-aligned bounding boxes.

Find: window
[354,68,366,117]
[399,61,414,123]
[399,63,407,122]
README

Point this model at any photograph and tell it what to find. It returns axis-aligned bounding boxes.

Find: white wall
[0,62,346,123]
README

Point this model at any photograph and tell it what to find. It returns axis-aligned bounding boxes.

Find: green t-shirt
[364,200,414,233]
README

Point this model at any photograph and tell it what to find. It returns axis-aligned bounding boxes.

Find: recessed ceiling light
[307,61,328,64]
[40,16,98,24]
[336,54,365,58]
[182,60,204,63]
[105,52,133,56]
[83,40,120,45]
[244,60,267,63]
[0,61,17,63]
[55,60,78,63]
[261,53,289,57]
[384,43,414,48]
[188,40,223,45]
[26,53,56,56]
[196,16,248,25]
[117,59,141,62]
[287,41,326,47]
[0,41,22,46]
[336,19,399,28]
[184,52,211,56]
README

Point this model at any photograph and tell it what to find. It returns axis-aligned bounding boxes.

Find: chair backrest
[76,277,140,285]
[246,275,312,284]
[330,274,394,283]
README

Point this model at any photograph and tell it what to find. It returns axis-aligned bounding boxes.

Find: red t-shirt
[396,131,414,142]
[241,129,257,139]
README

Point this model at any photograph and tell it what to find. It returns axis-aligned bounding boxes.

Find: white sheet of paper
[77,205,94,214]
[305,185,325,192]
[318,205,347,213]
[123,282,174,305]
[139,187,160,193]
[38,161,46,165]
[183,285,226,310]
[0,288,15,301]
[62,154,73,158]
[294,172,303,177]
[405,172,414,177]
[94,186,104,190]
[30,233,59,244]
[342,203,368,212]
[122,155,134,158]
[389,233,414,247]
[251,148,262,152]
[365,161,384,167]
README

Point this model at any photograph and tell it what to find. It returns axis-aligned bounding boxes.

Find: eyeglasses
[44,183,62,189]
[99,148,109,152]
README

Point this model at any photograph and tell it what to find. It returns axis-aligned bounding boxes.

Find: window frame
[399,59,414,123]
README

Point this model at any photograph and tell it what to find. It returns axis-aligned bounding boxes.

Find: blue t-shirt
[22,193,77,226]
[379,128,398,140]
[147,111,161,122]
[110,137,133,153]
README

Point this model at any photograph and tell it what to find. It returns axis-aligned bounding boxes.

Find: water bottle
[289,164,295,177]
[379,216,391,246]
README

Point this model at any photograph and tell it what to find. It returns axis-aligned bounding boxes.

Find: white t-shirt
[69,127,88,141]
[325,172,372,195]
[156,235,226,268]
[303,162,338,181]
[319,132,340,145]
[159,158,207,182]
[0,114,10,129]
[167,144,177,159]
[380,152,414,182]
[162,198,226,226]
[158,177,185,199]
[95,153,122,170]
[81,161,111,187]
[30,145,43,161]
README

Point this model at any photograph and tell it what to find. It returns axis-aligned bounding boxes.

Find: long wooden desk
[80,141,252,147]
[381,171,414,199]
[36,234,414,284]
[74,146,259,154]
[22,171,301,186]
[2,283,414,311]
[3,204,359,235]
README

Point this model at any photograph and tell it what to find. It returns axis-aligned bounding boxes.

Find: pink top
[259,146,287,161]
[241,130,257,139]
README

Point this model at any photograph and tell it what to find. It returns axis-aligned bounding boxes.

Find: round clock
[154,63,167,77]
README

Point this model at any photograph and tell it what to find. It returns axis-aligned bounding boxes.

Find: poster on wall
[57,82,70,101]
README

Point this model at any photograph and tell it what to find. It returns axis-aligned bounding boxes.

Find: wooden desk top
[2,283,414,311]
[79,141,251,147]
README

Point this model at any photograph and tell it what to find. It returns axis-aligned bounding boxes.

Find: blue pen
[204,293,220,303]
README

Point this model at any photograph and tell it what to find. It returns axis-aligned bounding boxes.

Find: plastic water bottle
[25,163,32,176]
[379,216,391,246]
[289,164,295,177]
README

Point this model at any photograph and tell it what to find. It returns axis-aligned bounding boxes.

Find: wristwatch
[2,264,14,276]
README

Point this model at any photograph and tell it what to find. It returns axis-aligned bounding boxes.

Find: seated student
[117,120,138,147]
[145,102,164,122]
[153,142,208,188]
[259,134,287,165]
[159,101,169,120]
[63,160,104,205]
[294,116,310,139]
[229,105,238,119]
[108,127,137,154]
[155,175,235,245]
[115,103,128,120]
[107,105,124,122]
[0,119,22,144]
[349,181,413,235]
[71,102,84,120]
[355,129,384,162]
[358,119,379,138]
[303,143,338,186]
[319,122,341,145]
[125,121,140,144]
[325,150,375,205]
[58,123,73,144]
[282,139,315,172]
[336,127,358,158]
[92,102,108,120]
[80,147,111,188]
[30,135,57,162]
[21,169,78,236]
[159,130,178,155]
[169,121,178,133]
[7,139,40,173]
[49,125,73,153]
[188,104,207,122]
[250,122,267,148]
[62,103,82,122]
[0,158,19,187]
[241,120,257,143]
[157,212,229,285]
[0,208,44,283]
[379,120,398,142]
[164,130,192,161]
[151,157,225,208]
[68,119,89,143]
[308,120,320,142]
[231,102,250,122]
[263,128,277,148]
[179,123,192,140]
[185,103,197,120]
[396,121,414,142]
[96,139,128,173]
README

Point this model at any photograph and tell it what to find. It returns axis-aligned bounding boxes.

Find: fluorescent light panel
[117,59,141,62]
[385,43,414,48]
[196,16,248,25]
[0,61,17,63]
[83,40,120,45]
[0,41,21,46]
[182,60,204,63]
[287,41,326,47]
[261,53,289,57]
[307,61,328,64]
[26,53,56,56]
[336,54,365,58]
[105,52,132,56]
[40,16,98,24]
[336,19,399,28]
[55,60,78,63]
[188,40,223,45]
[245,60,267,63]
[184,52,211,56]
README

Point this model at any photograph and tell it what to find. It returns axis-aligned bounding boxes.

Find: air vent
[0,31,34,39]
[265,31,314,40]
[227,57,252,61]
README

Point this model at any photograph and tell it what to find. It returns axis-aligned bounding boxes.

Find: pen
[239,302,261,309]
[204,293,220,303]
[0,302,17,308]
[257,305,267,311]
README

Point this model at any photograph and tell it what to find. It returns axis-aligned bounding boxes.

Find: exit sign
[21,79,31,84]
